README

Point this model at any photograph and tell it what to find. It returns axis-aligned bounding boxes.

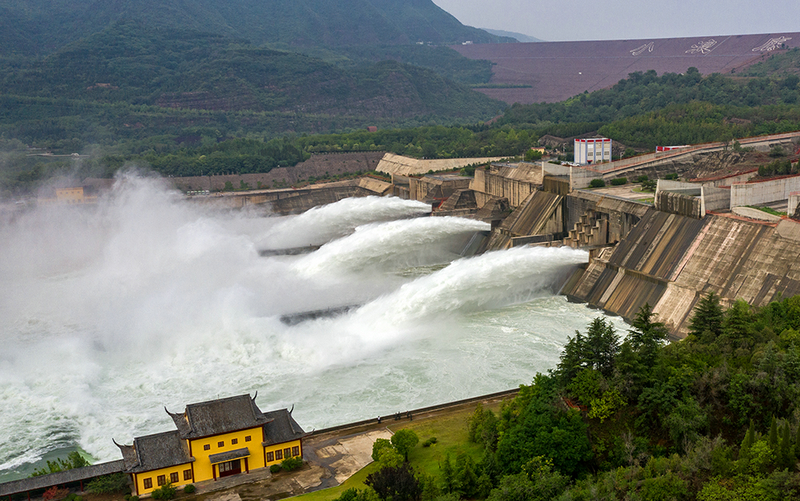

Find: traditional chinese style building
[115,394,305,496]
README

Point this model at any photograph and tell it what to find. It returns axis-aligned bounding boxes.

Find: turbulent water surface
[0,175,618,481]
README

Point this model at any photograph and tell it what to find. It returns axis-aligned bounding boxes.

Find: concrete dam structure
[390,136,800,337]
[562,213,800,335]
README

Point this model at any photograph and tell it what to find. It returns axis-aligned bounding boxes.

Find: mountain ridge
[0,0,513,56]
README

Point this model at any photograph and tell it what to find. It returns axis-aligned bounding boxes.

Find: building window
[143,478,153,489]
[157,475,166,486]
[284,448,291,458]
[231,438,238,445]
[184,469,192,481]
[204,444,210,451]
[275,449,283,460]
[292,446,300,457]
[245,436,251,442]
[170,472,179,484]
[267,451,274,462]
[218,441,224,448]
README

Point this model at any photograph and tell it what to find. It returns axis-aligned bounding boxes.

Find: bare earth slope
[453,33,800,104]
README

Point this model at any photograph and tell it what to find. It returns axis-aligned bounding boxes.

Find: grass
[292,402,504,501]
[293,462,381,501]
[747,205,786,216]
[389,406,491,479]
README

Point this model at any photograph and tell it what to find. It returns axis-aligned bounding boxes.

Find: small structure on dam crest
[115,394,305,496]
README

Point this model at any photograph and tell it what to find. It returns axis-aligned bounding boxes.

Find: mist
[0,173,611,481]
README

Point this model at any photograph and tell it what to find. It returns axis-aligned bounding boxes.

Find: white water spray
[0,174,615,482]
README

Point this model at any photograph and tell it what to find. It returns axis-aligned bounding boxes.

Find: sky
[432,0,800,42]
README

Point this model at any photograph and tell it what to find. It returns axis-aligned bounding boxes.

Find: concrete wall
[542,162,571,177]
[655,191,703,218]
[730,174,800,207]
[569,166,604,189]
[408,176,471,203]
[470,166,538,207]
[790,192,800,218]
[654,180,731,216]
[702,185,731,212]
[376,153,505,177]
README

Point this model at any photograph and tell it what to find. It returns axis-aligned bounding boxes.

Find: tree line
[335,293,800,500]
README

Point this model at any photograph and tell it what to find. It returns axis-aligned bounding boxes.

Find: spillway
[0,174,618,481]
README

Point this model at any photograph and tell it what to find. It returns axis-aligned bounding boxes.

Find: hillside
[453,32,800,104]
[0,0,511,57]
[0,22,505,127]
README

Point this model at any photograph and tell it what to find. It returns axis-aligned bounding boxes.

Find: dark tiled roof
[0,460,125,497]
[207,448,251,465]
[117,431,193,474]
[168,394,272,439]
[262,409,306,447]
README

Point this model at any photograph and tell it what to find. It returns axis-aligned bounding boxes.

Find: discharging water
[0,173,618,481]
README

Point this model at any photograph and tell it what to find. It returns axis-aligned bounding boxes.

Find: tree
[372,438,394,462]
[32,451,90,477]
[87,473,130,494]
[391,429,419,461]
[584,317,619,377]
[628,303,669,365]
[495,390,593,477]
[365,464,422,501]
[689,292,724,342]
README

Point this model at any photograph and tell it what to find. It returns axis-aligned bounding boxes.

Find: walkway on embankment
[587,131,800,179]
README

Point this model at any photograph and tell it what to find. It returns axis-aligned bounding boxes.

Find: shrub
[151,483,177,501]
[664,173,679,180]
[87,473,130,494]
[64,495,82,501]
[43,487,69,501]
[589,179,606,188]
[423,437,438,447]
[270,464,282,474]
[635,175,649,183]
[183,484,196,494]
[641,179,657,191]
[769,145,786,157]
[281,456,303,471]
[610,177,627,185]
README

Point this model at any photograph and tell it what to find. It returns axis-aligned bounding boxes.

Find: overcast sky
[432,0,800,42]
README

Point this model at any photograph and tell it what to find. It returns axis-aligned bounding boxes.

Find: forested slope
[0,0,509,57]
[337,295,800,501]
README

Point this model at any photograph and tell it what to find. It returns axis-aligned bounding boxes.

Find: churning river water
[0,174,620,481]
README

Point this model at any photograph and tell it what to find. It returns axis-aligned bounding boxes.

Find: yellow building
[116,394,305,496]
[37,186,99,205]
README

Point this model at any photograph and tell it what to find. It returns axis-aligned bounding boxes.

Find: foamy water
[0,174,619,481]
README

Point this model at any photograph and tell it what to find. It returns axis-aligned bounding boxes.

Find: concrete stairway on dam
[564,210,608,248]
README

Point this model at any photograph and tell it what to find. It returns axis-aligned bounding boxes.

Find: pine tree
[689,292,724,342]
[780,422,793,468]
[769,416,779,451]
[628,303,669,365]
[738,419,755,473]
[584,317,620,378]
[795,422,800,460]
[439,453,455,494]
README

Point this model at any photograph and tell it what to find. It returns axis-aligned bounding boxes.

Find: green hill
[1,22,503,117]
[0,0,511,57]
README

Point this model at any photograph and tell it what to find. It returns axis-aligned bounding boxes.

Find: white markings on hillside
[685,39,718,55]
[752,36,792,52]
[630,42,654,56]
